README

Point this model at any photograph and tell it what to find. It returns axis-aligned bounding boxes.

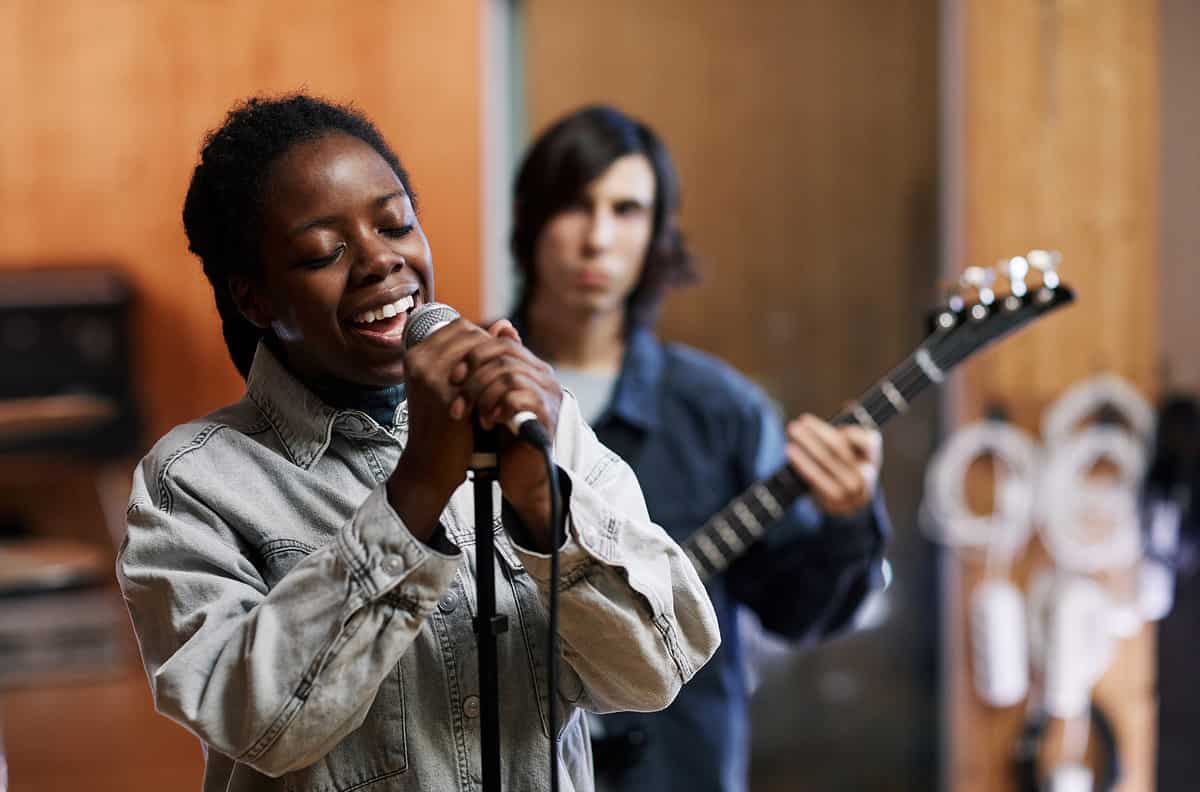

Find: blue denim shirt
[116,343,720,792]
[555,328,890,792]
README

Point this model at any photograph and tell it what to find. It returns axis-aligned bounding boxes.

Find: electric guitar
[680,250,1074,580]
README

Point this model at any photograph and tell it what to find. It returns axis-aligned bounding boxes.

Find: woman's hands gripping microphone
[387,317,562,550]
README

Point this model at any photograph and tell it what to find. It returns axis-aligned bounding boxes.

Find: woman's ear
[228,275,272,329]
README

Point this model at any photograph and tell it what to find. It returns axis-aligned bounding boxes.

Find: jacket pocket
[496,540,585,739]
[259,542,410,791]
[280,660,409,792]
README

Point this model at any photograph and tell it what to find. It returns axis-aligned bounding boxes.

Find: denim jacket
[117,344,720,792]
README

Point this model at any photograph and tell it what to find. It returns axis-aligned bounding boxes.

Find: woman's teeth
[352,295,415,324]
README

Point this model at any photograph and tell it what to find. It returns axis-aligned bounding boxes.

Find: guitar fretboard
[681,347,940,580]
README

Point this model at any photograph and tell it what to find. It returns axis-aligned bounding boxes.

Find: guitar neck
[681,349,938,580]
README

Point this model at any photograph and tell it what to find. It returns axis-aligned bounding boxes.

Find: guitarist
[508,105,891,792]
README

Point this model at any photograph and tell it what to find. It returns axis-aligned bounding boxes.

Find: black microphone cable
[537,430,564,792]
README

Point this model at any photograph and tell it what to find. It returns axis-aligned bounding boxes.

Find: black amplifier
[0,267,139,456]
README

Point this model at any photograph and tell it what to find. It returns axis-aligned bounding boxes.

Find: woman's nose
[352,235,404,285]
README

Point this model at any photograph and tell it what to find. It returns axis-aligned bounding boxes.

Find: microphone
[402,302,551,448]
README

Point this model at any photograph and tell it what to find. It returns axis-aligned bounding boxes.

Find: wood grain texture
[0,3,483,790]
[950,1,1160,790]
[0,0,483,443]
[525,3,942,790]
[525,0,940,420]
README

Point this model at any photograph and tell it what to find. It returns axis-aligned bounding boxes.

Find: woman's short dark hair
[510,105,697,328]
[182,93,414,379]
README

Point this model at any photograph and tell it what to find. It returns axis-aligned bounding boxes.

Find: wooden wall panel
[526,3,941,790]
[0,0,483,443]
[525,0,940,420]
[0,4,483,790]
[951,2,1160,790]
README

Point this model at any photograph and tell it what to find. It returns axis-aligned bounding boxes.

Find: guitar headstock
[924,250,1074,372]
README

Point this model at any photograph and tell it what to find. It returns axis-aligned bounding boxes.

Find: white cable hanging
[1037,426,1145,575]
[922,419,1040,707]
[922,419,1040,563]
[1040,373,1154,451]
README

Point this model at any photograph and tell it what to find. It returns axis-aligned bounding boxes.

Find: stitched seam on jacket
[242,613,367,762]
[509,575,551,738]
[583,449,622,487]
[653,613,693,681]
[156,423,227,514]
[247,390,306,468]
[259,539,317,561]
[335,527,376,601]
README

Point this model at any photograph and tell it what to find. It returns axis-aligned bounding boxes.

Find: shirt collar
[244,343,404,469]
[510,313,664,432]
[604,325,663,431]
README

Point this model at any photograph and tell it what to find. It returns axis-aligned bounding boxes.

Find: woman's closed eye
[381,224,414,239]
[300,243,346,269]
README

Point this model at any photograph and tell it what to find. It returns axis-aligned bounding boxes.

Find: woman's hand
[388,318,561,547]
[456,320,563,550]
[784,414,882,517]
[387,318,482,541]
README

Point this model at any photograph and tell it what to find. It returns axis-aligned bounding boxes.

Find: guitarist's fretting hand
[784,415,882,516]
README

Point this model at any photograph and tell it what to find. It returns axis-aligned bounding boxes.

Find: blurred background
[0,1,1195,790]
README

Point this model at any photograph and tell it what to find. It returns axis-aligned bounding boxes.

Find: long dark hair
[182,93,415,379]
[511,105,697,328]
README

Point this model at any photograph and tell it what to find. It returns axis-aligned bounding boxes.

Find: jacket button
[463,695,480,719]
[382,556,405,576]
[439,592,458,613]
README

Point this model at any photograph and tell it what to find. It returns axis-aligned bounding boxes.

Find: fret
[851,403,877,429]
[880,379,908,413]
[711,516,746,553]
[751,483,784,521]
[731,500,764,538]
[915,347,944,384]
[694,533,727,570]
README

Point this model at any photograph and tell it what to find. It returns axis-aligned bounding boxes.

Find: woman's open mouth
[346,294,417,341]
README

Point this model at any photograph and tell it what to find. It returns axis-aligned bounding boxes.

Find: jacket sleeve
[118,456,459,778]
[507,392,722,714]
[724,395,891,644]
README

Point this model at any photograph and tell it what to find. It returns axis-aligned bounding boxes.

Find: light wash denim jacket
[117,345,720,792]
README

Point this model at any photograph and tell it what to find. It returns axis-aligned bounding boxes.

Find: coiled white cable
[1041,374,1153,451]
[922,420,1040,564]
[1037,427,1145,574]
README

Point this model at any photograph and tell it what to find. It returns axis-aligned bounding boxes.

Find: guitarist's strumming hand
[784,415,882,517]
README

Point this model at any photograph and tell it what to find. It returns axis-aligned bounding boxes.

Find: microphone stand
[470,423,506,792]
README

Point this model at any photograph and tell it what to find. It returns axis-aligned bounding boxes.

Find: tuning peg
[1027,249,1062,290]
[1003,256,1030,296]
[960,265,996,306]
[1026,249,1060,271]
[936,309,958,330]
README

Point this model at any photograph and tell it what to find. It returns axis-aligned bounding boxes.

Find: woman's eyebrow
[288,191,408,237]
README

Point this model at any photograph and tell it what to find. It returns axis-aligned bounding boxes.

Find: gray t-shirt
[554,365,620,425]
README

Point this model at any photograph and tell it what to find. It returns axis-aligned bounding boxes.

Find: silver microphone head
[402,301,461,350]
